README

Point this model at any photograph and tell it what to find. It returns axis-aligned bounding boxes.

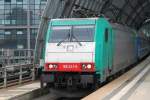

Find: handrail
[0,49,35,88]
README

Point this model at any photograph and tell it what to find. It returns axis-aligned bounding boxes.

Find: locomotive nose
[45,42,95,63]
[66,45,74,52]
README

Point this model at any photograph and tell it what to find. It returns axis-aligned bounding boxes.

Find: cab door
[108,28,113,74]
[104,28,113,77]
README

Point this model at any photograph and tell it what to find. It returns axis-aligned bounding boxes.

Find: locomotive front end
[42,18,97,88]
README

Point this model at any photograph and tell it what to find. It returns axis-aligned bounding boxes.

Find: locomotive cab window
[105,28,109,42]
[73,25,95,42]
[49,26,71,43]
[49,25,95,43]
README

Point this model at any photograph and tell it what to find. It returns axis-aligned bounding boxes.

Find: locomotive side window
[105,28,108,42]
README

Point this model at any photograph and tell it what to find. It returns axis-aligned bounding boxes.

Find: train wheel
[40,74,45,88]
[46,82,54,88]
[92,76,100,90]
[40,80,44,88]
[93,82,100,90]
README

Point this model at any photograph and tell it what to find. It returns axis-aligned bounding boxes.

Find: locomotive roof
[50,18,98,26]
[51,17,99,21]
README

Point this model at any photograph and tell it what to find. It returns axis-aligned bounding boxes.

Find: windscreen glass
[49,25,95,43]
[49,26,71,43]
[73,25,95,42]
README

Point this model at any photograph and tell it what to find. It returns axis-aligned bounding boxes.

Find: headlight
[48,64,58,69]
[87,64,92,69]
[48,64,53,69]
[82,64,93,70]
[82,64,86,69]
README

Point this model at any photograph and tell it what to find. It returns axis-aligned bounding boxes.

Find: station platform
[0,81,41,100]
[125,68,150,100]
[83,56,150,100]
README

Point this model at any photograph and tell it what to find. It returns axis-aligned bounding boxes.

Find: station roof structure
[34,0,150,64]
[41,0,150,29]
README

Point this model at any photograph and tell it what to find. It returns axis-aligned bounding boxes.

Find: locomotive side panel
[112,24,137,73]
[94,18,114,82]
[136,33,150,59]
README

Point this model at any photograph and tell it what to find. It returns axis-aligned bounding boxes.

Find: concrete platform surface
[127,68,150,100]
[83,56,150,100]
[0,81,40,100]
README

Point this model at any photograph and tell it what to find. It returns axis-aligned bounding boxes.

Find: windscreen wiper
[57,27,82,46]
[71,34,82,46]
[57,33,70,46]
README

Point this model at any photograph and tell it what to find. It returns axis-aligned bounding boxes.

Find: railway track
[34,88,93,100]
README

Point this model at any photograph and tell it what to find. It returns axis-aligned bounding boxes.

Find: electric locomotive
[40,17,150,88]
